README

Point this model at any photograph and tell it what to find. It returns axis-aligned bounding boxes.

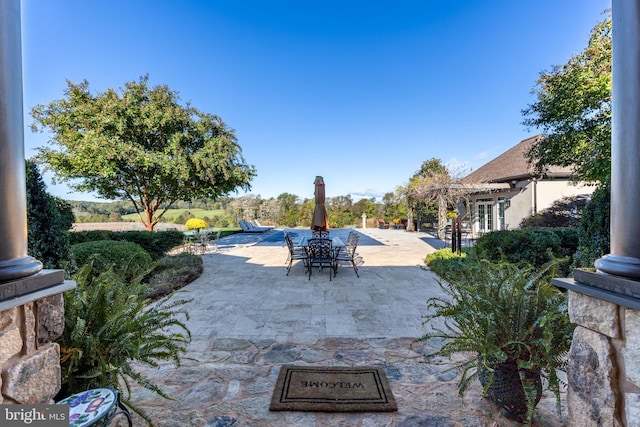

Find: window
[498,197,506,230]
[475,198,494,233]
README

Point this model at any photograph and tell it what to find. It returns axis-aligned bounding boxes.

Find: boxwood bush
[70,230,184,260]
[424,248,472,279]
[475,227,579,275]
[71,240,153,282]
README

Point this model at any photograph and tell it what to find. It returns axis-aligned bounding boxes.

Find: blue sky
[21,0,611,202]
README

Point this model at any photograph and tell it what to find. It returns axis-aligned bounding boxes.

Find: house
[457,135,595,236]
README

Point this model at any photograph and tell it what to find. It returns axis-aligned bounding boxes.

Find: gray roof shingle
[461,135,572,184]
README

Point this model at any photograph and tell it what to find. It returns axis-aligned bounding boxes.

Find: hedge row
[70,230,185,260]
[476,227,579,264]
[70,240,154,283]
[474,227,579,275]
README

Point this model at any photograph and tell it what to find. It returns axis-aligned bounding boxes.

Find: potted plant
[185,217,208,232]
[57,262,192,425]
[416,259,574,424]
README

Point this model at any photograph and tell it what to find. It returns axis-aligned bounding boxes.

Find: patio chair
[239,220,266,233]
[247,220,271,232]
[341,230,359,249]
[183,231,207,254]
[284,231,307,275]
[312,230,330,238]
[307,238,334,281]
[378,219,390,229]
[192,232,209,255]
[253,219,275,229]
[209,229,222,253]
[334,232,361,277]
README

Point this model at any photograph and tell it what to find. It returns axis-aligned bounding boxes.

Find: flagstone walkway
[127,228,567,427]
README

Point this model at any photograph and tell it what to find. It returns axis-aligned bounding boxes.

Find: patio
[127,228,567,426]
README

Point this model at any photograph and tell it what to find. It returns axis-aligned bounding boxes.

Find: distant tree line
[69,191,413,229]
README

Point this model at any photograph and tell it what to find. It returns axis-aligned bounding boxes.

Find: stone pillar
[0,290,73,404]
[594,0,640,280]
[0,0,42,282]
[361,213,367,229]
[552,2,640,425]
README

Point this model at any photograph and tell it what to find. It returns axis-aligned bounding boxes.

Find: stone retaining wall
[567,291,640,426]
[0,294,64,404]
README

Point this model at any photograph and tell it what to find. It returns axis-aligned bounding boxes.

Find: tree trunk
[406,208,414,232]
[437,195,447,239]
[144,207,154,231]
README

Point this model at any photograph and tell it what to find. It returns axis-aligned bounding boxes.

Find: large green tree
[276,193,300,227]
[32,76,256,231]
[382,190,406,222]
[522,16,611,184]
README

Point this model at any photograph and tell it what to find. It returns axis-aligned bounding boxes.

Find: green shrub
[58,263,191,424]
[573,183,610,268]
[26,160,75,271]
[520,195,590,228]
[70,230,185,260]
[474,228,579,275]
[551,227,580,258]
[69,230,112,245]
[114,231,184,260]
[71,240,153,282]
[424,248,472,279]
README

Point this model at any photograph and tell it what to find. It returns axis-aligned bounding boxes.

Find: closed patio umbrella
[311,176,329,231]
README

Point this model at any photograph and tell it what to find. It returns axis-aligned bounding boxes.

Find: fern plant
[416,259,574,424]
[58,261,192,425]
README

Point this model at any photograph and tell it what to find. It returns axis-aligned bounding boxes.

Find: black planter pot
[478,360,543,422]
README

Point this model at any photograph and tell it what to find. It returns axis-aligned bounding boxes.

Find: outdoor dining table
[297,236,345,250]
[297,236,345,279]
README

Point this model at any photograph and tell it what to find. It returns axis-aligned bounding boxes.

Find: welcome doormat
[269,365,397,412]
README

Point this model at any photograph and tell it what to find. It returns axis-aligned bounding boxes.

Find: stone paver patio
[127,228,567,426]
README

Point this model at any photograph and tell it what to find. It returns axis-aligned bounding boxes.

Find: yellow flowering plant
[185,218,207,231]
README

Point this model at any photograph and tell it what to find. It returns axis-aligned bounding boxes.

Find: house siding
[460,180,594,236]
[457,136,597,237]
[535,180,595,213]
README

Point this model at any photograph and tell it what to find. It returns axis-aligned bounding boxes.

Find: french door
[476,198,494,233]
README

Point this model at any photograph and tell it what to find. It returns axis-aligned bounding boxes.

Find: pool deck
[126,228,566,426]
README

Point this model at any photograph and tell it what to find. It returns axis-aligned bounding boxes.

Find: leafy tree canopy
[32,75,256,231]
[522,15,611,184]
[412,158,449,180]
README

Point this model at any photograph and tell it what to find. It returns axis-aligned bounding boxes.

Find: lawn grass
[122,208,225,222]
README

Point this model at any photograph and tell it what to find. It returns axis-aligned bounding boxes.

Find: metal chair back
[284,231,307,275]
[334,233,360,277]
[307,238,334,280]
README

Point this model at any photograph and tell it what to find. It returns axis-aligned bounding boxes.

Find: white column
[0,0,43,282]
[595,0,640,279]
